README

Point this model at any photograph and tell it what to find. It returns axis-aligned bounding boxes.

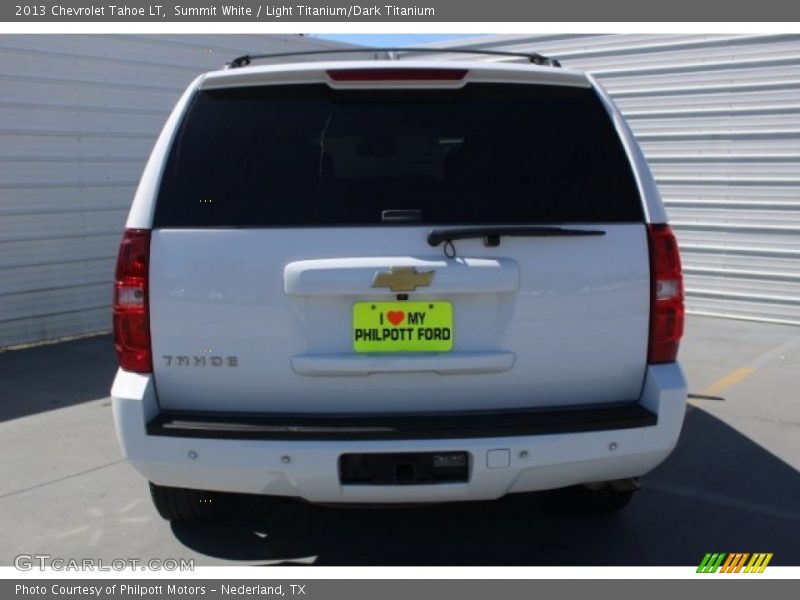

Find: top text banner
[4,0,800,22]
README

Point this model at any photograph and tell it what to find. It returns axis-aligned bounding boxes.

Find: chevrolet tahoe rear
[111,53,687,522]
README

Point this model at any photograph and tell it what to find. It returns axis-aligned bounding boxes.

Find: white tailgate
[148,225,650,413]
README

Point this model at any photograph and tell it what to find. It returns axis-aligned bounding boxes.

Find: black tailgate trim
[146,403,656,441]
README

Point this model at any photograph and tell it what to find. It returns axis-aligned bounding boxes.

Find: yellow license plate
[353,301,453,353]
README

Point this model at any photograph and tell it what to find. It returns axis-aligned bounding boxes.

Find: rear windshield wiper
[427,226,606,248]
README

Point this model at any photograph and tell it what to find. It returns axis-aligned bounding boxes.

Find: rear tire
[149,482,222,523]
[547,483,635,514]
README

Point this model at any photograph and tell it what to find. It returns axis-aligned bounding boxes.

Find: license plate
[353,301,453,353]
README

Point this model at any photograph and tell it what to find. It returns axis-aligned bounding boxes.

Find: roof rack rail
[225,47,561,70]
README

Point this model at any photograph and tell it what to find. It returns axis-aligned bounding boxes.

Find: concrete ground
[0,315,798,566]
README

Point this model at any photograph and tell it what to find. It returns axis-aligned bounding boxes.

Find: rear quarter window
[154,82,644,227]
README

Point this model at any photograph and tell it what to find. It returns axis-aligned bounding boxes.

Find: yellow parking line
[702,367,755,396]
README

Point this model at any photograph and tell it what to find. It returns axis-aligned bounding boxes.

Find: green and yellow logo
[697,553,773,573]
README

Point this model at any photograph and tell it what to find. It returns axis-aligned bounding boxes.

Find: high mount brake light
[647,224,684,364]
[327,68,468,82]
[113,229,152,373]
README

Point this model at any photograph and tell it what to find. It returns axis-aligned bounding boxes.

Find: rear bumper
[146,403,656,441]
[112,364,687,503]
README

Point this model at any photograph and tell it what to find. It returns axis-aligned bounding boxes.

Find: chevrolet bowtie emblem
[372,266,435,292]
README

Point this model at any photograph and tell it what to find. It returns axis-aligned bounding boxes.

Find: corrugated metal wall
[3,34,798,347]
[418,34,800,326]
[0,34,345,347]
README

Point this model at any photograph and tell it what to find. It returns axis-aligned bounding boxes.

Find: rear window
[154,83,644,227]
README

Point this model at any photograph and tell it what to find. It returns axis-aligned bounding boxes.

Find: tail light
[647,224,684,364]
[327,68,468,82]
[113,229,152,373]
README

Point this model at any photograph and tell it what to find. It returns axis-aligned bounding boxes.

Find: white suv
[111,49,687,522]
